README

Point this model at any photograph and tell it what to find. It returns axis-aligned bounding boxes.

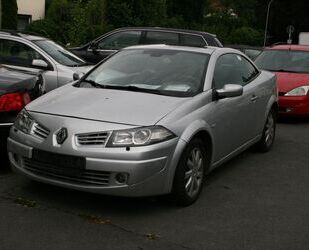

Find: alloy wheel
[184,147,204,198]
[265,112,275,147]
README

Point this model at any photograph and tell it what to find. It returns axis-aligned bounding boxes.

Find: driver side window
[213,53,259,89]
[0,39,44,68]
[98,31,142,50]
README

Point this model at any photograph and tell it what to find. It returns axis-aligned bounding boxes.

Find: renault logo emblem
[56,128,68,145]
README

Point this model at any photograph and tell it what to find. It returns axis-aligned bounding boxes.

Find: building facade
[17,0,45,30]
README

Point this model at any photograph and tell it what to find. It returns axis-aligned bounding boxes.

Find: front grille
[31,123,50,139]
[23,158,111,186]
[76,132,110,146]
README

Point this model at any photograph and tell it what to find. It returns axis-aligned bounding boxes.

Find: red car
[255,45,309,116]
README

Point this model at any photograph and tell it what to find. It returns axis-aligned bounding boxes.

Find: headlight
[285,86,309,96]
[107,126,176,147]
[14,109,34,134]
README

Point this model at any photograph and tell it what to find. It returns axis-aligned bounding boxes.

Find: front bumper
[278,96,309,116]
[8,132,186,197]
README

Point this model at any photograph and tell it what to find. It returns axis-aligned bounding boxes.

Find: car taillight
[0,92,31,112]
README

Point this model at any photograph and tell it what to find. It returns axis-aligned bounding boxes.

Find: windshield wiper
[80,81,164,95]
[263,68,300,73]
[101,84,162,94]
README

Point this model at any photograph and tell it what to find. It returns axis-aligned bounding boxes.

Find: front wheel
[256,109,276,152]
[171,138,208,206]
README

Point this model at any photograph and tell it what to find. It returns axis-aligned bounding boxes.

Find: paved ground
[0,119,309,250]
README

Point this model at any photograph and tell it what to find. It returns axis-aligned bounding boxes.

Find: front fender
[180,119,213,143]
[165,120,214,192]
[265,94,278,121]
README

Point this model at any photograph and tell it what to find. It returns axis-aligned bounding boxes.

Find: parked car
[227,45,262,60]
[0,65,44,154]
[69,27,223,64]
[8,45,277,206]
[255,44,309,116]
[0,30,93,92]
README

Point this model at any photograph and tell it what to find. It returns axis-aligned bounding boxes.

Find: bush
[229,26,263,45]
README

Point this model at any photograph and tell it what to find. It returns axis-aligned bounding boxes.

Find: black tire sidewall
[172,138,207,206]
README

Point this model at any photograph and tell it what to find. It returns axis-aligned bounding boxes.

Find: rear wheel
[171,138,208,206]
[256,109,276,152]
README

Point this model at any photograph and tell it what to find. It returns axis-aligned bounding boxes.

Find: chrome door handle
[250,95,259,102]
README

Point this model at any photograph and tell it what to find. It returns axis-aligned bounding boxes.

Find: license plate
[32,149,85,176]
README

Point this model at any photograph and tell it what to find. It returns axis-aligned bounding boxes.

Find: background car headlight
[285,86,309,96]
[107,126,176,147]
[14,109,34,134]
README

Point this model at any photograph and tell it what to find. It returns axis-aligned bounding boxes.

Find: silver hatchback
[8,45,277,206]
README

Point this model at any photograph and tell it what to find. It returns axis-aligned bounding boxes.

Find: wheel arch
[167,121,214,193]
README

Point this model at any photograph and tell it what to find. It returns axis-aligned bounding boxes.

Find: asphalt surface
[0,119,309,250]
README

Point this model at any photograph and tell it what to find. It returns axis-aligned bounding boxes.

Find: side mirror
[73,72,85,81]
[215,84,243,99]
[89,42,98,51]
[32,59,48,69]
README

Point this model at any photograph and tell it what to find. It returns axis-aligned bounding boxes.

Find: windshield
[255,50,309,73]
[82,49,210,97]
[33,40,86,67]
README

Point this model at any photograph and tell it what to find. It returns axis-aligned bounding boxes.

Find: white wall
[17,0,45,21]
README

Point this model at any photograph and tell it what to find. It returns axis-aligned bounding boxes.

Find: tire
[256,109,276,152]
[171,138,208,206]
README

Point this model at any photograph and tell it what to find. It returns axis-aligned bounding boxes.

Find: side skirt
[209,135,262,172]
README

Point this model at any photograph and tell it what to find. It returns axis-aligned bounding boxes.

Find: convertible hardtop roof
[122,44,218,54]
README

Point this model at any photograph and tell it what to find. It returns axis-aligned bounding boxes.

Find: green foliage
[229,26,263,45]
[168,0,206,26]
[1,0,18,30]
[27,0,265,47]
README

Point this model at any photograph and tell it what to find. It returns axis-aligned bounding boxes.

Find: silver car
[0,31,93,92]
[7,45,277,206]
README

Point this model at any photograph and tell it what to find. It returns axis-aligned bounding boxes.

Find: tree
[1,0,18,30]
[167,0,207,27]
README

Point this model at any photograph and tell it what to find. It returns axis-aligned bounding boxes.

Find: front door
[209,53,260,162]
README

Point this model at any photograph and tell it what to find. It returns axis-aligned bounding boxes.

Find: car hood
[275,72,309,93]
[0,67,36,95]
[26,84,186,126]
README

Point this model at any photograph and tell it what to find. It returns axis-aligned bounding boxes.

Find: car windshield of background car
[34,40,86,67]
[255,50,309,73]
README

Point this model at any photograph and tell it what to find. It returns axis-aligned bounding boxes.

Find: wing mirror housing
[89,42,98,51]
[215,84,243,99]
[73,72,85,81]
[32,59,49,69]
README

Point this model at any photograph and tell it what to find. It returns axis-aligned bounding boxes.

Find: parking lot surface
[1,119,309,250]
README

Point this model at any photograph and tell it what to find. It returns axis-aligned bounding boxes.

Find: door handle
[250,95,259,102]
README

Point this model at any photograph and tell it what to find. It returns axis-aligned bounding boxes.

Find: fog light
[115,173,128,184]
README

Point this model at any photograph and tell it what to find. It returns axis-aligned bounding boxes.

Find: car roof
[0,30,47,41]
[226,44,262,50]
[266,44,309,51]
[112,27,218,38]
[122,44,221,55]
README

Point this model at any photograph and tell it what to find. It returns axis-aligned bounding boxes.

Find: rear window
[180,34,206,47]
[144,31,179,45]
